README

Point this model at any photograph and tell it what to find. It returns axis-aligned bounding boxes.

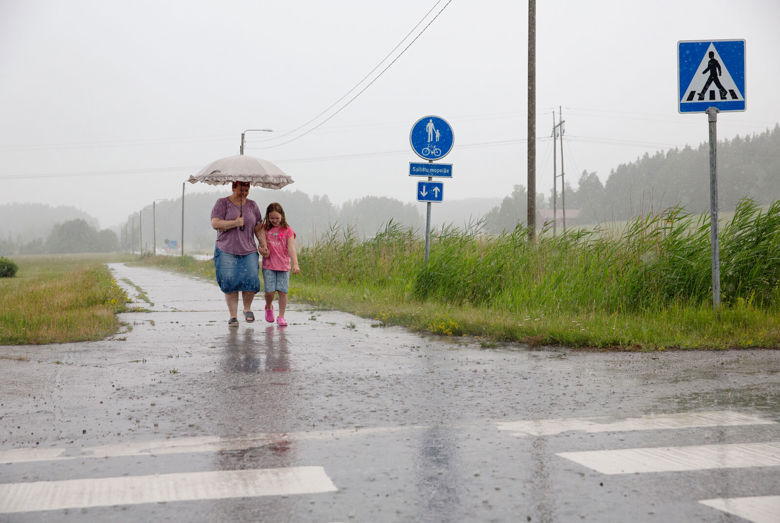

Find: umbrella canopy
[188,155,294,189]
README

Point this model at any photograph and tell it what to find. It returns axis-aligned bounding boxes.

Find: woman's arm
[211,216,243,231]
[287,234,300,274]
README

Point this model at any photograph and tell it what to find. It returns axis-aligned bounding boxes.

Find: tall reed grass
[299,199,778,315]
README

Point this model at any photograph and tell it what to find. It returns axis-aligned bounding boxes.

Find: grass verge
[0,254,131,345]
[288,282,778,351]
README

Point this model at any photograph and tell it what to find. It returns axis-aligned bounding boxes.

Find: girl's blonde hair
[264,202,289,229]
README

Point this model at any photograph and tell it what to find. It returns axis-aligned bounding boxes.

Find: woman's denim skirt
[214,247,260,294]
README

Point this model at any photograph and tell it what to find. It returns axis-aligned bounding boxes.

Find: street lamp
[239,128,273,155]
[152,199,166,256]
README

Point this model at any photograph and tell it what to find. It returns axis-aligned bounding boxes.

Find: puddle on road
[221,327,290,374]
[665,386,780,416]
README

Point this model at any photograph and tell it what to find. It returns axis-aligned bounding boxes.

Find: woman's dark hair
[231,181,250,189]
[264,202,289,229]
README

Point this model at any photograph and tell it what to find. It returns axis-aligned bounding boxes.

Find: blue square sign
[678,40,745,113]
[417,181,443,203]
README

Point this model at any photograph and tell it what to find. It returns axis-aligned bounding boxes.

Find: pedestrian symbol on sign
[678,40,745,112]
[698,51,727,100]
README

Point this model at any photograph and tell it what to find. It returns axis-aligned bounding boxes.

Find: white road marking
[497,410,775,437]
[0,466,337,514]
[557,441,780,475]
[0,425,423,465]
[699,495,780,523]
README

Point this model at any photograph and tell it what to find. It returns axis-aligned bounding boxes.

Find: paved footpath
[0,263,778,522]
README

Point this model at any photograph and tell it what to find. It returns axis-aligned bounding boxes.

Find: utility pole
[552,111,558,236]
[152,201,157,256]
[558,105,567,233]
[139,211,143,255]
[527,0,536,240]
[181,182,185,257]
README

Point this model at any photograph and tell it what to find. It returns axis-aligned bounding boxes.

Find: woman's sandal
[244,311,255,322]
[228,317,239,327]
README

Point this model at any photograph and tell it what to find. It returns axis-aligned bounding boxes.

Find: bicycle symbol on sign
[422,144,442,157]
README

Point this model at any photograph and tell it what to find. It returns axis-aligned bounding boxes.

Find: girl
[262,202,300,327]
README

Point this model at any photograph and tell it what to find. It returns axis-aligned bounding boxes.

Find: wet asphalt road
[0,263,778,522]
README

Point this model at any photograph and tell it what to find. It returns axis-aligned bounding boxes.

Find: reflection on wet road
[222,327,289,374]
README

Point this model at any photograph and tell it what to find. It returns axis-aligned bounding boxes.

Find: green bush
[0,257,19,277]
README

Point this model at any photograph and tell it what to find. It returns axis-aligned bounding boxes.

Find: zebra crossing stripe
[0,466,337,514]
[557,441,780,475]
[496,410,774,437]
[699,495,780,523]
[0,425,424,465]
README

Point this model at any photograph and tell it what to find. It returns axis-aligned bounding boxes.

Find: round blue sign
[410,116,453,161]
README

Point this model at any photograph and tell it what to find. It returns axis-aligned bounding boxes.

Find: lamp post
[239,128,273,155]
[139,211,143,255]
[181,182,185,257]
[152,199,166,256]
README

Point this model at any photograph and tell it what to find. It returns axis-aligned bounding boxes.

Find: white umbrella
[189,154,293,230]
[188,154,294,189]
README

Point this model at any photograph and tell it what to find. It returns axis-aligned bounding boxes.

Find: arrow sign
[417,181,443,203]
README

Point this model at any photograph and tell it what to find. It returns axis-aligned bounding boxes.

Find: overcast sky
[1,0,779,228]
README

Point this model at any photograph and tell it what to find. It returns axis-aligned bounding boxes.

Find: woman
[210,181,269,326]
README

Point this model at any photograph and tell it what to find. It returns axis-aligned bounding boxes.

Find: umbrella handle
[239,203,244,231]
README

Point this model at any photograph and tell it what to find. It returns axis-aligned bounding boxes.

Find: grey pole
[552,111,558,237]
[152,201,157,256]
[139,211,142,255]
[707,107,721,314]
[559,106,566,233]
[424,172,432,263]
[181,182,185,257]
[240,128,273,155]
[527,0,536,240]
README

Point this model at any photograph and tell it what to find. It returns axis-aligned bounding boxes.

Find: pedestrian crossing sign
[678,40,745,113]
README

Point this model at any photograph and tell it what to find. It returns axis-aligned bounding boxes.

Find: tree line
[118,191,424,253]
[483,124,780,233]
[0,218,118,255]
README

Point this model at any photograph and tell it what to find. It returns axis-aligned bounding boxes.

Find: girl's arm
[287,234,300,274]
[255,223,269,257]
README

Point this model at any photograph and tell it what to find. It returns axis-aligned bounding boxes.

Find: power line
[0,134,235,153]
[565,134,679,149]
[0,136,549,180]
[252,0,454,150]
[252,0,447,146]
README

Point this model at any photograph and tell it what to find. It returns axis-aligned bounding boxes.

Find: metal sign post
[409,116,454,264]
[425,173,432,262]
[678,39,745,314]
[707,107,721,312]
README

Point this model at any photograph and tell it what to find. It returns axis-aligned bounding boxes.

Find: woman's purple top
[211,197,262,255]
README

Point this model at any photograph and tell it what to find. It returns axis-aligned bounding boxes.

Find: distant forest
[2,126,777,255]
[484,124,780,233]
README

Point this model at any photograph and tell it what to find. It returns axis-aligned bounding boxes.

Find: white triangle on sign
[681,43,743,103]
